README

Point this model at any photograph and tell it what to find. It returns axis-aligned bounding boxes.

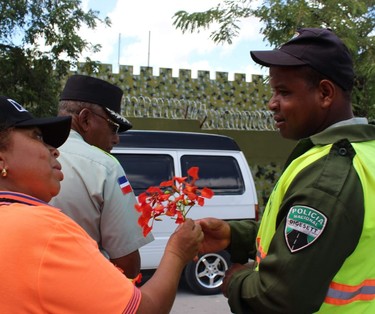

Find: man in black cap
[196,28,375,313]
[50,75,153,279]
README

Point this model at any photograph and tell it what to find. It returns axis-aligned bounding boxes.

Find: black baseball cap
[250,28,354,91]
[60,75,132,132]
[0,96,71,148]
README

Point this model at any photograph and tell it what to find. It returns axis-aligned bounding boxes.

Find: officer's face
[85,108,120,153]
[268,66,328,140]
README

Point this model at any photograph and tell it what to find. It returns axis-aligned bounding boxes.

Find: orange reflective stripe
[256,251,261,264]
[325,279,375,305]
[256,243,267,264]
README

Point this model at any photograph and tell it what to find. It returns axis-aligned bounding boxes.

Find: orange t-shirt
[0,192,141,313]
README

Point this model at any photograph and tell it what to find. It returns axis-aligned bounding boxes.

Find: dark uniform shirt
[226,123,375,313]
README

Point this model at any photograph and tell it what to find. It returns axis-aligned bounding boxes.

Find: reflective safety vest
[255,140,375,313]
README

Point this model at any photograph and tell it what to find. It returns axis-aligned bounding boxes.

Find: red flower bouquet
[135,166,214,236]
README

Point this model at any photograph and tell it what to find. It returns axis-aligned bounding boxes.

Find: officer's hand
[222,263,250,298]
[196,217,231,254]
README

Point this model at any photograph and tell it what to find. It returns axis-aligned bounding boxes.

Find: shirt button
[338,147,347,156]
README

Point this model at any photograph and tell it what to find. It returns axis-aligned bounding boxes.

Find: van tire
[184,250,231,295]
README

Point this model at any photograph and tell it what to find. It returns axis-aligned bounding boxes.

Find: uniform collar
[69,129,85,141]
[284,123,375,170]
[327,117,368,129]
[311,123,375,146]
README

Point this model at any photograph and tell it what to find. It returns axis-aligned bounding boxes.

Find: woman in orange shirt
[0,96,203,313]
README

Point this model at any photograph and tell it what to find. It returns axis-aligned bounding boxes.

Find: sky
[79,0,271,81]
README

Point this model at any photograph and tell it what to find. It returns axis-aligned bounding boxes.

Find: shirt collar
[284,123,375,170]
[327,117,368,129]
[0,191,50,206]
[69,129,85,141]
[311,123,375,146]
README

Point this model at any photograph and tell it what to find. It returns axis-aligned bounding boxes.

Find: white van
[112,130,258,294]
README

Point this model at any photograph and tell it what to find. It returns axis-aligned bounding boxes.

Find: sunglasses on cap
[90,111,120,134]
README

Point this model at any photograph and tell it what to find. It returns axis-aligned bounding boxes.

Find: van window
[180,155,245,195]
[114,154,174,196]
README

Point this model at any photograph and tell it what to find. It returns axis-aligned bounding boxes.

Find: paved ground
[170,280,231,314]
[140,270,231,313]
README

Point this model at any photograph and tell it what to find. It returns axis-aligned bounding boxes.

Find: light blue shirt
[50,130,153,258]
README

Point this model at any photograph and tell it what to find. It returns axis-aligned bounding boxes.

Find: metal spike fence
[122,96,275,131]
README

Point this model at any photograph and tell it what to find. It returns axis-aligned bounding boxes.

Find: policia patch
[285,205,327,253]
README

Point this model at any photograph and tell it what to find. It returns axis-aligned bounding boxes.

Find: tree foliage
[0,0,110,116]
[173,0,375,120]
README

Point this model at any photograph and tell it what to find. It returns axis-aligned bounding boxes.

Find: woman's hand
[165,218,204,264]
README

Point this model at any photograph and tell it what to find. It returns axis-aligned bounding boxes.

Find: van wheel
[184,250,231,295]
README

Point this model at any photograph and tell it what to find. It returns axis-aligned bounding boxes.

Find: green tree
[173,0,375,120]
[0,0,110,116]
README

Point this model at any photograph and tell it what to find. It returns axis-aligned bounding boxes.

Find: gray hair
[58,100,101,116]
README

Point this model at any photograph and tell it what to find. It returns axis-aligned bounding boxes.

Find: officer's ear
[319,79,335,109]
[76,108,91,132]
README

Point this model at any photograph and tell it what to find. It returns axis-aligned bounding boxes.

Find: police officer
[197,28,375,313]
[50,75,153,278]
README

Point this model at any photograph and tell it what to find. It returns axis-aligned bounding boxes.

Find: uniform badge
[284,205,327,253]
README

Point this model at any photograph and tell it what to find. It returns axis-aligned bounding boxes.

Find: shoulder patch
[118,176,133,194]
[285,205,327,253]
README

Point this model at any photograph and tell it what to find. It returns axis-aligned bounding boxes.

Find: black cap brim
[16,116,72,148]
[250,50,307,67]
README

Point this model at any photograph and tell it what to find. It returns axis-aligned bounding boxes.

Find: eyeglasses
[90,111,120,134]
